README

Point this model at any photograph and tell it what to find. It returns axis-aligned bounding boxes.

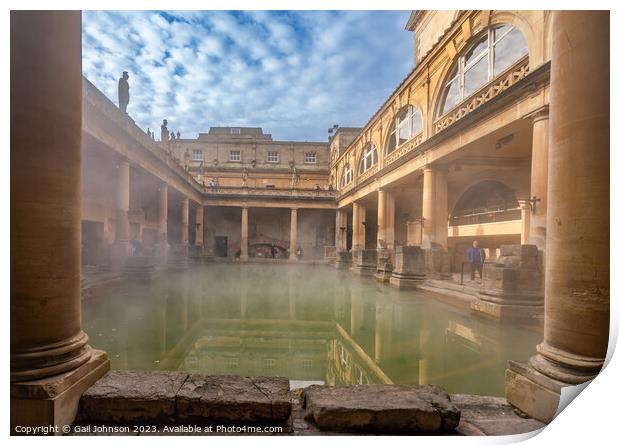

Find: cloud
[82,10,412,141]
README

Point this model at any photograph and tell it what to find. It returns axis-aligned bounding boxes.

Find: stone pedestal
[335,250,352,270]
[109,240,133,271]
[390,246,426,289]
[471,245,543,320]
[123,255,158,282]
[324,245,337,263]
[425,247,451,280]
[350,249,377,276]
[154,241,170,268]
[167,244,189,271]
[240,206,249,262]
[374,248,393,282]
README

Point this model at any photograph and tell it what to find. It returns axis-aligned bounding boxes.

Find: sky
[82,10,413,142]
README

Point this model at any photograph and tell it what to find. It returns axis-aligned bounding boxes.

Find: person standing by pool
[467,240,486,281]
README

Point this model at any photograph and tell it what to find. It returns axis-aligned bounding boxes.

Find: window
[191,149,203,161]
[266,151,279,163]
[226,358,239,369]
[264,358,276,369]
[340,163,353,188]
[440,25,528,115]
[386,106,422,154]
[230,128,241,135]
[304,152,317,164]
[229,150,241,162]
[358,143,378,174]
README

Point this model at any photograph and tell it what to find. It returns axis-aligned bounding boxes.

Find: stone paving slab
[176,375,291,422]
[301,384,461,434]
[79,370,188,424]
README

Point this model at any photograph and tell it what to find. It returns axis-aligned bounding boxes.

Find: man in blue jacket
[467,240,486,281]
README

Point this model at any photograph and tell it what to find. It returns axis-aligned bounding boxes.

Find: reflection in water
[83,264,541,396]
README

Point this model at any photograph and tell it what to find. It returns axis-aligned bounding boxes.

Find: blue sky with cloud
[82,10,413,141]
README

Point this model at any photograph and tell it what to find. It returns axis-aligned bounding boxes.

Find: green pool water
[82,263,541,396]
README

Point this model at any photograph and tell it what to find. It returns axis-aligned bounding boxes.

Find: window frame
[340,163,353,188]
[359,143,377,174]
[266,151,280,163]
[386,106,422,154]
[304,152,317,164]
[191,149,204,161]
[229,150,241,162]
[440,25,527,116]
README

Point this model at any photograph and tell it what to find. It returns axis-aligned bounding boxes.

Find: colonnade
[238,206,302,261]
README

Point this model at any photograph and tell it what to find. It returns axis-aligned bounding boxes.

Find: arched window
[340,163,353,188]
[440,25,528,115]
[386,106,422,154]
[358,143,378,174]
[449,180,520,226]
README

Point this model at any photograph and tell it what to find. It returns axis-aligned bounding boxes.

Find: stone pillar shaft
[506,11,609,423]
[520,204,531,245]
[181,197,189,245]
[240,206,249,261]
[158,183,168,242]
[115,160,130,242]
[290,208,298,260]
[195,205,204,247]
[528,108,549,250]
[422,166,448,248]
[10,10,109,430]
[352,202,366,250]
[377,190,395,250]
[335,209,348,251]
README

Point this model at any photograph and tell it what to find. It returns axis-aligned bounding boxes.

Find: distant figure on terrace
[296,246,303,259]
[209,178,217,192]
[270,243,277,259]
[118,71,129,113]
[467,240,486,281]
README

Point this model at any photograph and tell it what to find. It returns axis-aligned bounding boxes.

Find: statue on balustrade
[118,71,129,113]
[161,119,169,145]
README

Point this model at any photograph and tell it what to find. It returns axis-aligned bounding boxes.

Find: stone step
[78,371,292,426]
[300,384,460,433]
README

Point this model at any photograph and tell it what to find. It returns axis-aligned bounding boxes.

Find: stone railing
[434,57,529,133]
[82,77,202,193]
[357,163,380,183]
[204,186,338,200]
[384,132,424,167]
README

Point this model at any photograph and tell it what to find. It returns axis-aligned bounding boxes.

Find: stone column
[352,202,366,250]
[240,206,249,262]
[290,207,298,261]
[519,203,531,245]
[376,190,396,281]
[527,106,550,251]
[422,166,450,279]
[158,183,168,242]
[181,197,189,245]
[195,205,204,248]
[335,209,348,251]
[506,11,609,423]
[110,160,132,269]
[10,11,109,431]
[422,166,448,248]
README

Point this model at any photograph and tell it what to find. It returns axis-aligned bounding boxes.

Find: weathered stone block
[176,375,291,422]
[351,249,377,276]
[425,247,451,279]
[301,384,460,433]
[389,246,425,289]
[334,250,352,270]
[78,371,188,424]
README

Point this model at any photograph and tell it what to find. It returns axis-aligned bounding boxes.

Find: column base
[154,241,169,267]
[109,241,133,271]
[239,254,249,263]
[167,244,189,270]
[470,297,543,321]
[123,255,159,283]
[389,272,425,289]
[334,251,352,270]
[350,249,377,276]
[11,349,110,434]
[374,269,392,282]
[505,360,563,424]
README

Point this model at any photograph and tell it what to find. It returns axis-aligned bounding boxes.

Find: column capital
[523,105,549,123]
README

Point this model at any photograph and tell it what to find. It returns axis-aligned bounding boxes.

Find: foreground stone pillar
[526,106,549,251]
[10,10,109,432]
[290,207,298,261]
[240,206,249,262]
[422,166,450,279]
[506,11,609,423]
[375,190,395,281]
[519,203,531,245]
[110,160,132,269]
